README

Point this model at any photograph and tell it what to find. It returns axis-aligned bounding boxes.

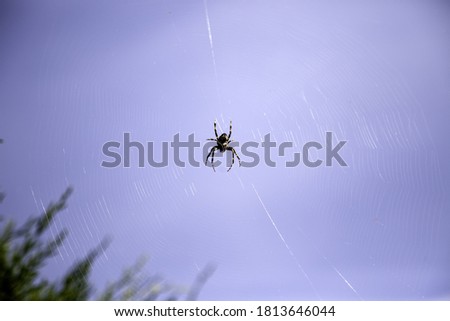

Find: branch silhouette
[0,187,214,300]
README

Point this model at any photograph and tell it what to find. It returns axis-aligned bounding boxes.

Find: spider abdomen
[218,134,229,151]
[218,144,227,152]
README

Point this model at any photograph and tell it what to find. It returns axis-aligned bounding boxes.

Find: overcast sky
[0,0,449,299]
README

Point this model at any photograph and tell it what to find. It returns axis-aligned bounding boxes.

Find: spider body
[205,120,241,172]
[216,133,229,151]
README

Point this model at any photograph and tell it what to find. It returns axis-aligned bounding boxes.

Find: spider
[205,120,241,172]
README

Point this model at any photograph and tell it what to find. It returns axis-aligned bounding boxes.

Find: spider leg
[227,149,235,172]
[214,120,218,139]
[205,146,216,165]
[226,146,241,171]
[207,138,216,141]
[205,146,218,172]
[210,148,217,172]
[228,120,232,139]
[234,149,241,166]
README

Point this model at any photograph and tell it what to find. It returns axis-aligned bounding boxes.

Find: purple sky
[1,0,449,300]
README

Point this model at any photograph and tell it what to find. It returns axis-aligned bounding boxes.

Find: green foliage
[0,188,215,300]
[0,187,97,300]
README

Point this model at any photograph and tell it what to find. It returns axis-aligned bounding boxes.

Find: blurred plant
[0,187,215,300]
[0,139,4,203]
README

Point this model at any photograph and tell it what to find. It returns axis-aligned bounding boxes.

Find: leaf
[35,187,72,236]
